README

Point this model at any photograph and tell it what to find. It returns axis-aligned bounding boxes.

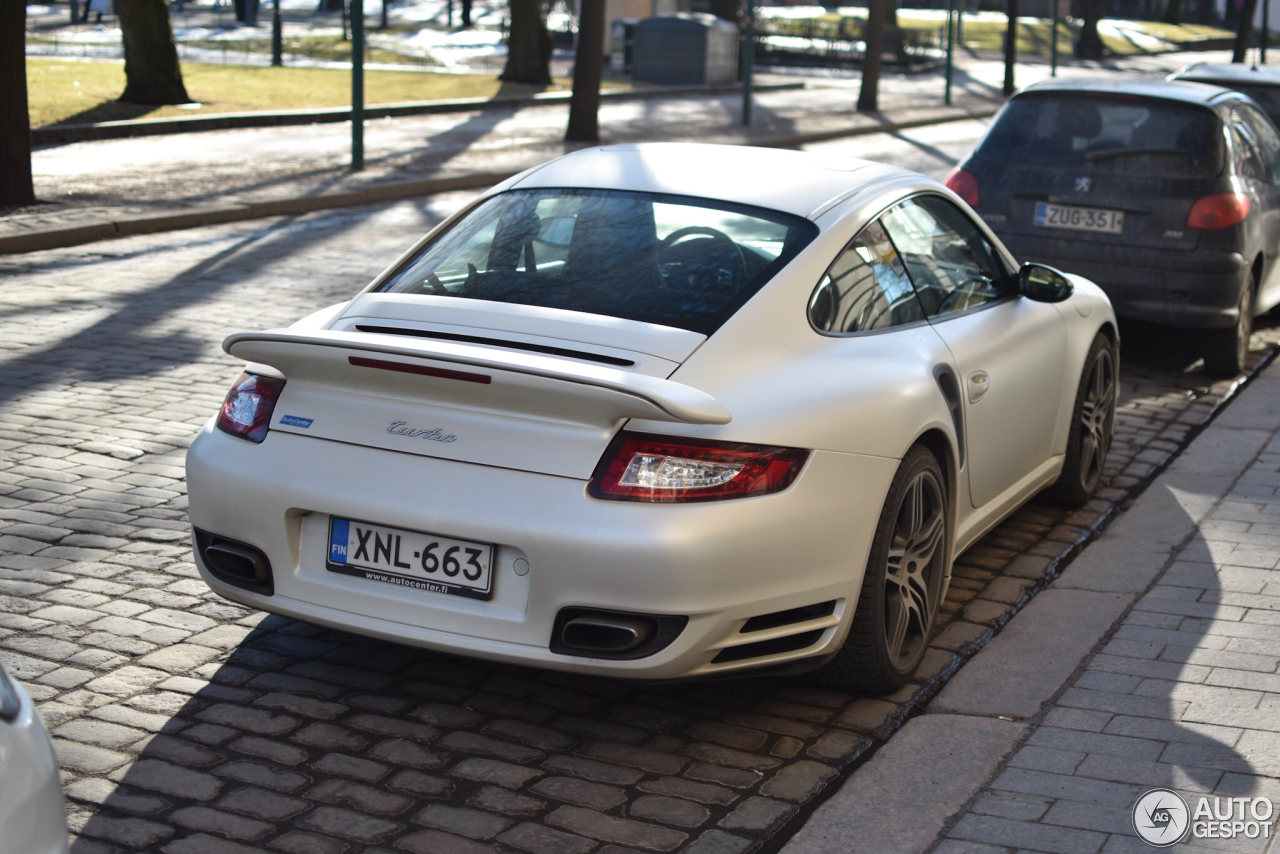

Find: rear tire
[1044,332,1116,508]
[819,445,948,694]
[1203,276,1254,377]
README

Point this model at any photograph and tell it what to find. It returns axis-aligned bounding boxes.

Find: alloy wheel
[1236,285,1254,371]
[883,469,946,671]
[1077,348,1115,494]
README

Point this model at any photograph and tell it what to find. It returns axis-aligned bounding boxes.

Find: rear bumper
[1001,236,1249,329]
[185,423,900,680]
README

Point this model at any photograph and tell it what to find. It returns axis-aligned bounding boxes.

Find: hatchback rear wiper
[1085,147,1191,163]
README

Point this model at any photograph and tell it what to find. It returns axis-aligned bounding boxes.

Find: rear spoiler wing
[224,329,731,426]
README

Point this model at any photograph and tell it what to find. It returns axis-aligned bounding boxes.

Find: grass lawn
[891,13,1232,55]
[767,9,1231,58]
[26,57,579,127]
[181,33,417,66]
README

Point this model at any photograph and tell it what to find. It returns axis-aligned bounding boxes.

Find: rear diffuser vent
[711,630,825,664]
[741,601,836,633]
[356,325,635,368]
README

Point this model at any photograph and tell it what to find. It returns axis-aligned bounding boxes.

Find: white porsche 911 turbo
[186,143,1118,693]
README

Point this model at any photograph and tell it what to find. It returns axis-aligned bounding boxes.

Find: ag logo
[1133,788,1190,846]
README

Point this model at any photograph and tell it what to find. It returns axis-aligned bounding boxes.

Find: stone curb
[0,106,999,257]
[30,81,806,145]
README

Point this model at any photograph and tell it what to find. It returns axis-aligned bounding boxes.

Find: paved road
[1,126,1278,854]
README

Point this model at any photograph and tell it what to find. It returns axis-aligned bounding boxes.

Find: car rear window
[378,188,818,335]
[975,94,1224,179]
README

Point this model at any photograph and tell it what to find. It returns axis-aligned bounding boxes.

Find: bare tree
[1003,0,1018,95]
[566,0,605,142]
[1234,0,1261,60]
[1076,0,1105,59]
[116,0,191,104]
[710,0,739,25]
[1,0,34,208]
[501,0,552,85]
[858,0,887,112]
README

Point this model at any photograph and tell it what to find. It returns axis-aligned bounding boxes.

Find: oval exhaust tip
[205,542,269,583]
[561,616,655,653]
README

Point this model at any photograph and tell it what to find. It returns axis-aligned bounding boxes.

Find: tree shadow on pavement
[886,129,960,168]
[0,205,371,409]
[1088,473,1266,849]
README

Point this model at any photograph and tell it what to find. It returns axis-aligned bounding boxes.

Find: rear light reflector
[349,356,492,385]
[589,432,808,503]
[945,168,980,207]
[215,372,285,443]
[1186,193,1250,229]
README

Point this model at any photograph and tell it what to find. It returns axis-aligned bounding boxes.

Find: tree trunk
[709,0,739,25]
[1003,0,1017,95]
[858,0,886,112]
[501,0,552,85]
[1162,0,1184,24]
[566,0,605,142]
[381,0,388,28]
[117,0,191,104]
[1076,0,1104,59]
[461,0,472,27]
[0,0,34,208]
[1234,0,1260,60]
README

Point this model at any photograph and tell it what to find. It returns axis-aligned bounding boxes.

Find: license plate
[1033,202,1125,235]
[326,517,493,601]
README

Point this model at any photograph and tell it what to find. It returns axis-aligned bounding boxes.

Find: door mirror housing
[1019,263,1074,303]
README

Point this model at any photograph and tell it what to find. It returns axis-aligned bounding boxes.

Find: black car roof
[1015,76,1238,108]
[1170,62,1280,85]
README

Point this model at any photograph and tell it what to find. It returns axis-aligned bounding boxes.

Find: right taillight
[945,168,980,207]
[1187,193,1250,229]
[589,432,809,503]
[215,372,285,443]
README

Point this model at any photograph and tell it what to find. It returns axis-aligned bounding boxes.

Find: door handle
[967,371,990,404]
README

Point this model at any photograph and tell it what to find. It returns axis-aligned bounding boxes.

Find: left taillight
[215,372,285,443]
[589,432,809,503]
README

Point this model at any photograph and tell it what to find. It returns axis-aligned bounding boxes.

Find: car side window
[1230,113,1270,182]
[879,196,1012,319]
[1239,104,1280,181]
[808,220,925,334]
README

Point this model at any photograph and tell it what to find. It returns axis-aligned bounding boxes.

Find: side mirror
[1019,263,1074,303]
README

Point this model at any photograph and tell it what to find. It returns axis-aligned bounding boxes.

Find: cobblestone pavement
[0,196,1278,854]
[939,371,1280,854]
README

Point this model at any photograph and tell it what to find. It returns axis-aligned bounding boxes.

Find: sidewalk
[3,48,1238,254]
[783,359,1280,853]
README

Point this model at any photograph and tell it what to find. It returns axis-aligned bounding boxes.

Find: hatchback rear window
[378,189,818,335]
[975,95,1224,179]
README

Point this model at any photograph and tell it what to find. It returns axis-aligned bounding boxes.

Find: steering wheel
[657,226,747,295]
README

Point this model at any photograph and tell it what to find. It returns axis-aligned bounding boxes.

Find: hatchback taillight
[216,372,285,443]
[945,168,980,207]
[589,432,809,503]
[1187,193,1250,229]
